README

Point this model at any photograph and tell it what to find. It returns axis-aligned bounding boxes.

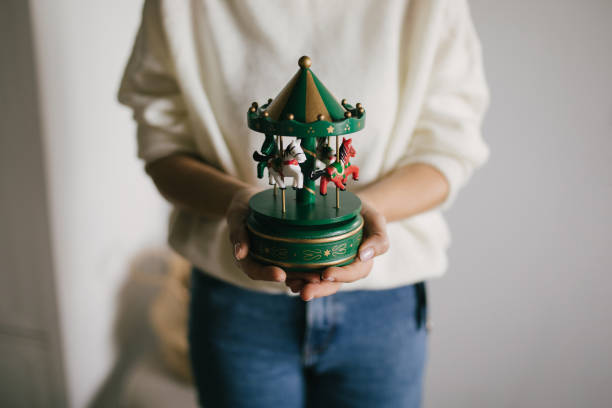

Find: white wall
[425,1,612,407]
[29,2,168,407]
[1,1,67,406]
[26,0,612,407]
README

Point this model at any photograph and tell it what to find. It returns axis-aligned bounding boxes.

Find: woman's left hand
[285,199,389,301]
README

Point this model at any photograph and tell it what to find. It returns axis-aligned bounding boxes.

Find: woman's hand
[227,187,321,285]
[227,187,287,282]
[228,188,388,297]
[286,199,390,301]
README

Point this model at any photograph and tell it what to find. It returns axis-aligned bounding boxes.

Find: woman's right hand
[227,187,324,286]
[227,188,288,282]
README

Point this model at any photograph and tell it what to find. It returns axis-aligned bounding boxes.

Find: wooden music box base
[247,189,363,272]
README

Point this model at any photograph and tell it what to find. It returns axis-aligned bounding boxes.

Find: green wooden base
[247,189,363,272]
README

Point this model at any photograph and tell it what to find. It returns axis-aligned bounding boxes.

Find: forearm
[145,154,254,218]
[357,163,449,222]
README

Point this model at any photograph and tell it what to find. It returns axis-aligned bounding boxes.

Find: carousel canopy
[247,56,365,138]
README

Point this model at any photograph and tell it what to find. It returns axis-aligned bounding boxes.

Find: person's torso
[158,0,453,293]
[160,0,421,186]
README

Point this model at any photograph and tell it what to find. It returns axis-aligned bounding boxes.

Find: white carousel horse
[267,139,307,189]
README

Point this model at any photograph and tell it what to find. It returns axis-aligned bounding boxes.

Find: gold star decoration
[324,249,331,257]
[327,125,334,134]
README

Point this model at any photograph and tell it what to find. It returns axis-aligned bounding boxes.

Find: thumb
[227,188,260,261]
[227,214,249,261]
[227,207,251,261]
[358,204,389,262]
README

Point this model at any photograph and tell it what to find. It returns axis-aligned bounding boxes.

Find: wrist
[357,191,385,220]
[225,185,261,218]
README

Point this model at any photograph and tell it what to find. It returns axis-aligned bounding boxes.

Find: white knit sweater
[118,0,489,293]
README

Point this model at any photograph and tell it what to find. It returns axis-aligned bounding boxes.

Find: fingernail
[359,247,374,261]
[233,242,242,260]
[324,276,335,282]
[304,295,313,302]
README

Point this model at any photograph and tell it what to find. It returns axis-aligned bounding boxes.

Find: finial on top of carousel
[298,55,312,69]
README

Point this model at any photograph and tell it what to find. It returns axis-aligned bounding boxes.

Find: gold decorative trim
[303,185,316,195]
[247,219,363,244]
[302,148,317,158]
[267,70,301,120]
[305,71,331,122]
[250,252,357,269]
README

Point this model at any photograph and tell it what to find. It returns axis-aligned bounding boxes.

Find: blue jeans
[188,270,428,408]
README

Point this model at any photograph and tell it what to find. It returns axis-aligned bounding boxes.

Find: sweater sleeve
[118,0,197,164]
[399,0,490,209]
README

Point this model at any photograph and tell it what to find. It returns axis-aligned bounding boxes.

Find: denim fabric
[188,269,428,408]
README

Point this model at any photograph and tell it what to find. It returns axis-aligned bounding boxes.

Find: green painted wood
[246,56,366,138]
[281,69,308,122]
[245,57,367,271]
[297,136,316,205]
[247,212,364,271]
[256,132,277,179]
[249,189,361,227]
[310,70,346,121]
[248,210,363,241]
[247,110,366,138]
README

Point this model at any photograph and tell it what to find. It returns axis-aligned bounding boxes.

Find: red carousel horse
[310,137,359,195]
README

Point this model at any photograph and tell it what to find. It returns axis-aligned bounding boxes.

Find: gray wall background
[425,1,612,407]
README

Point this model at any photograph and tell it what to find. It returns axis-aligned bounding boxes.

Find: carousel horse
[253,139,306,189]
[315,137,335,169]
[310,137,359,195]
[254,133,277,179]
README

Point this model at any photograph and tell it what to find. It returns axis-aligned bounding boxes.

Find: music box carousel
[246,56,366,272]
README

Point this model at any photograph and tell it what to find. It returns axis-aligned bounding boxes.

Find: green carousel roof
[247,56,366,138]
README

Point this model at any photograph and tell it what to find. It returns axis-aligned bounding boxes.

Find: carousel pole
[297,135,317,205]
[282,188,286,213]
[279,135,286,213]
[296,113,319,206]
[336,134,340,209]
[273,135,278,197]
